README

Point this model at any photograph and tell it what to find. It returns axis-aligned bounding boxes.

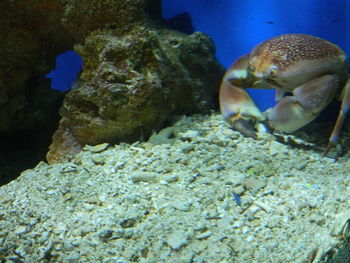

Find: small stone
[195,231,212,240]
[233,220,244,228]
[148,127,175,145]
[83,202,96,211]
[222,128,240,139]
[161,174,179,183]
[166,231,189,250]
[130,172,158,183]
[233,185,246,195]
[97,228,113,239]
[268,141,289,156]
[53,222,67,234]
[242,226,250,234]
[65,252,81,262]
[92,155,106,165]
[179,130,201,140]
[84,143,109,153]
[295,161,307,170]
[172,200,193,211]
[180,143,195,153]
[124,229,134,238]
[14,225,27,234]
[246,235,254,242]
[242,178,267,194]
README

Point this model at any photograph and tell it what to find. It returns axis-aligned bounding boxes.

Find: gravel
[1,113,350,263]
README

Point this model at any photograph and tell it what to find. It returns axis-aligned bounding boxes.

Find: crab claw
[219,56,266,139]
[269,75,338,133]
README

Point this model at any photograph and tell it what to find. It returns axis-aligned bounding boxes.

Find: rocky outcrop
[46,26,223,163]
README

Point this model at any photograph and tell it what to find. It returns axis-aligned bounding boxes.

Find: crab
[219,33,350,155]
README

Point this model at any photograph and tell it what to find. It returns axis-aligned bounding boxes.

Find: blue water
[48,0,350,110]
[46,50,82,92]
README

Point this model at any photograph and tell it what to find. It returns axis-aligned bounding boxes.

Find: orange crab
[219,33,350,155]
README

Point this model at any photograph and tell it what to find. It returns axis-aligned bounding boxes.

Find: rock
[131,172,159,183]
[148,127,176,145]
[84,143,110,153]
[269,141,289,156]
[47,27,224,163]
[166,231,190,250]
[241,177,267,195]
[60,0,162,41]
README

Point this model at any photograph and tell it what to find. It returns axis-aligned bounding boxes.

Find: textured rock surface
[61,0,162,40]
[1,114,350,262]
[47,26,223,163]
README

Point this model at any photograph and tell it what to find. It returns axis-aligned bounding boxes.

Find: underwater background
[2,1,350,262]
[49,0,350,110]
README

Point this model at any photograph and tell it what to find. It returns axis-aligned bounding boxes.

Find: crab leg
[324,78,350,155]
[269,75,338,133]
[219,55,265,138]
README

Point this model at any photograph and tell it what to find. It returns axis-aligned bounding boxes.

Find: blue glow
[46,50,82,92]
[162,0,350,110]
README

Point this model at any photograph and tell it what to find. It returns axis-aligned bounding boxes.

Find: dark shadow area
[145,0,162,20]
[0,77,65,186]
[0,118,61,186]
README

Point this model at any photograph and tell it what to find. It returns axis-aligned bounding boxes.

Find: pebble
[268,141,289,156]
[148,127,175,145]
[242,178,267,194]
[1,113,350,262]
[195,231,212,240]
[130,172,158,183]
[166,231,189,250]
[84,143,110,153]
[172,200,193,211]
[179,130,201,140]
[14,226,27,235]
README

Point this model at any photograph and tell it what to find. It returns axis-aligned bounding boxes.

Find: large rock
[46,26,224,163]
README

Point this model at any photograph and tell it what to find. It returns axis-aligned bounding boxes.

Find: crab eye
[267,66,278,77]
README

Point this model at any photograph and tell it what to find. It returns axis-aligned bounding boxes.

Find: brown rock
[47,26,224,163]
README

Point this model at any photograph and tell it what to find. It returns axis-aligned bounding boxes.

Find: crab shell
[248,34,347,92]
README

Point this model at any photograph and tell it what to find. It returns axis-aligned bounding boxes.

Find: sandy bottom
[1,113,350,263]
